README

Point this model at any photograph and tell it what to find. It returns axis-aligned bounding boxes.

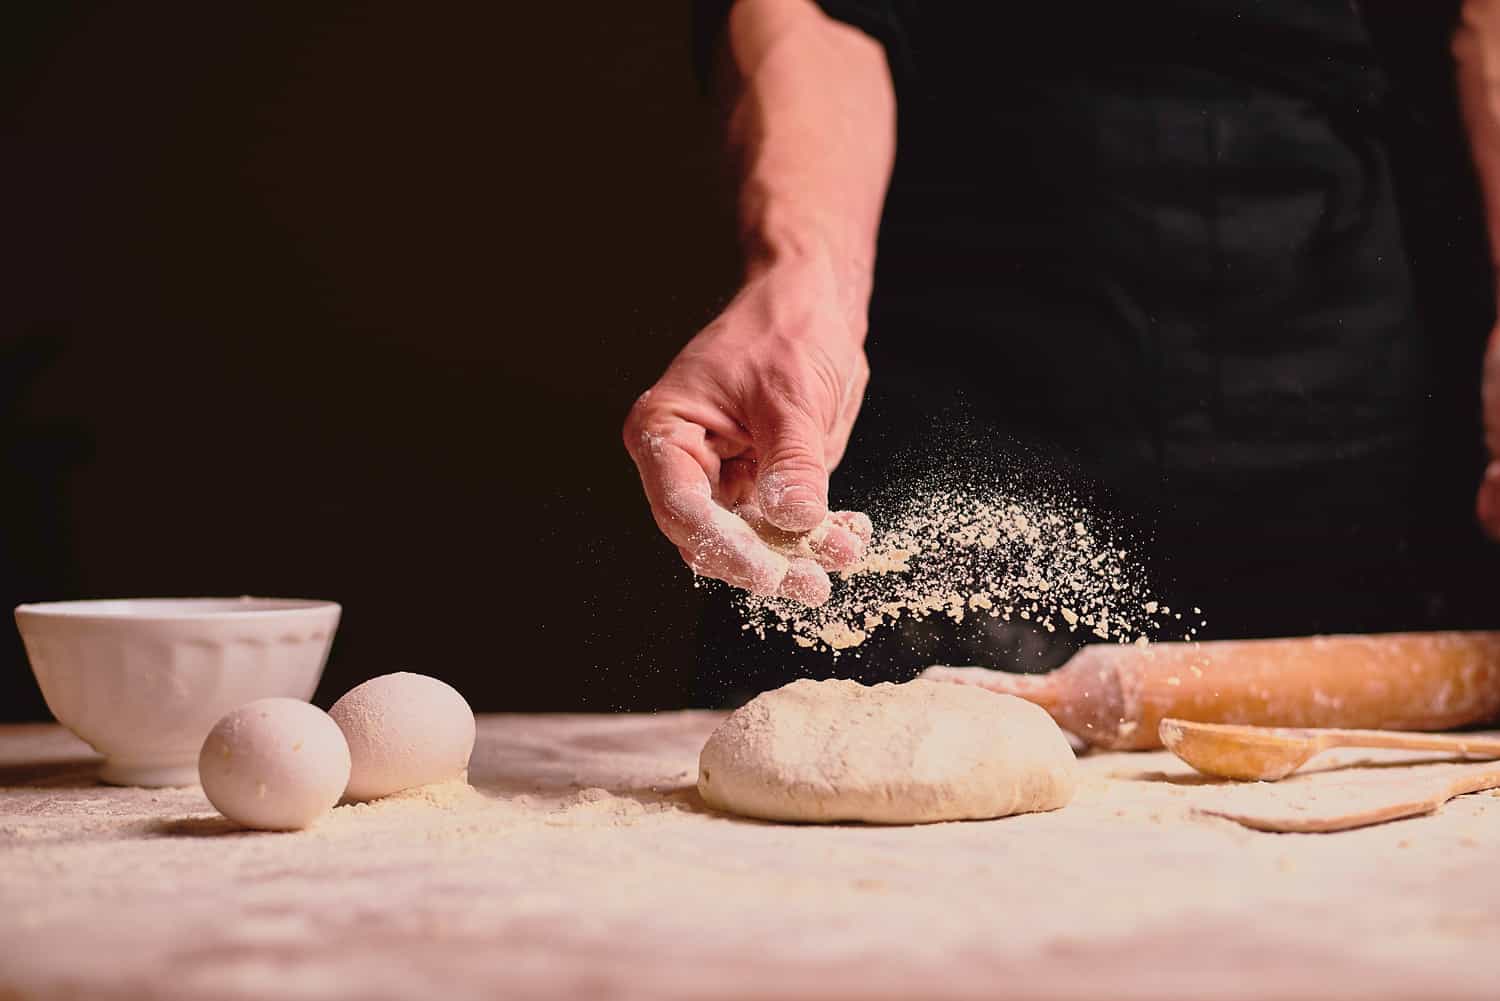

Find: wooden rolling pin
[921,631,1500,750]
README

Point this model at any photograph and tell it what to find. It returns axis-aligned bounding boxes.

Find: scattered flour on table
[733,484,1202,655]
[322,776,493,823]
[307,778,686,843]
[3,720,1497,1001]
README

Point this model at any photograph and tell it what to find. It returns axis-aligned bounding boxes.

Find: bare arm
[725,0,895,328]
[1454,0,1500,536]
[623,0,895,603]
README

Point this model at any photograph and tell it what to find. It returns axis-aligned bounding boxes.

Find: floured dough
[698,678,1077,824]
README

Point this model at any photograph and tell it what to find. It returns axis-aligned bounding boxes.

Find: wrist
[740,200,874,338]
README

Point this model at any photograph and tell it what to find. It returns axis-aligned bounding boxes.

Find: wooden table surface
[1,713,1497,1001]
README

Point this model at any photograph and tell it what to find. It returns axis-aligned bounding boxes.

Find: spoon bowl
[1159,718,1500,782]
[1158,719,1320,780]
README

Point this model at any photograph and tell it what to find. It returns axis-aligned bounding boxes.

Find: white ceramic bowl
[15,597,341,786]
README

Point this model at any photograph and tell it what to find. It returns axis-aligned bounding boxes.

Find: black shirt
[690,2,1495,703]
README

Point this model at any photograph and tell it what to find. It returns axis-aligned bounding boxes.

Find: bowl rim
[14,596,341,623]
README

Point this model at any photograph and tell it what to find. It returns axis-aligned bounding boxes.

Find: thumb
[753,408,830,533]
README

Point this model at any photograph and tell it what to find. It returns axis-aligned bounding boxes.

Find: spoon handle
[1321,729,1500,757]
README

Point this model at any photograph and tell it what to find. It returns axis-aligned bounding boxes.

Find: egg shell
[198,697,351,831]
[329,672,476,801]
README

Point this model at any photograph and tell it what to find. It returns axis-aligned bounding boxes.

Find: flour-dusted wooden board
[1,715,1497,1001]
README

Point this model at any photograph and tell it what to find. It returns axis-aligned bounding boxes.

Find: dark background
[5,3,738,719]
[4,2,1496,721]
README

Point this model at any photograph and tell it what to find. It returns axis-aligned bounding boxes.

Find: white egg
[198,697,351,831]
[329,672,476,801]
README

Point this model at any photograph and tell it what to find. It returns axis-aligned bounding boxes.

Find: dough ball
[198,697,351,831]
[329,672,475,801]
[698,678,1077,824]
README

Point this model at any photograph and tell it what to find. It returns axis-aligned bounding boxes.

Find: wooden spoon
[1158,718,1500,781]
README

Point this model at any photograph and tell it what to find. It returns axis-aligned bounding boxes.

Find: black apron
[690,2,1466,707]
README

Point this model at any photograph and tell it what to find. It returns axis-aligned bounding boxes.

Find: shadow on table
[0,756,102,789]
[142,815,251,838]
[619,782,715,815]
[574,784,990,829]
[463,768,732,820]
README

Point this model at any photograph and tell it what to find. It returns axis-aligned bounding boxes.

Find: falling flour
[733,484,1199,655]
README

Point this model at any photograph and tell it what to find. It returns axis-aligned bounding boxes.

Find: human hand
[623,255,871,605]
[1480,321,1500,538]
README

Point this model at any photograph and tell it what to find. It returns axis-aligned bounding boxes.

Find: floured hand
[623,255,870,606]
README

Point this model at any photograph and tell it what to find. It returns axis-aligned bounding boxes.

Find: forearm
[1456,0,1500,537]
[720,0,896,334]
[1456,0,1500,270]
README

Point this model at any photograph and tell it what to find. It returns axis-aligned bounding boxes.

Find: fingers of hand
[806,511,870,571]
[807,523,863,570]
[680,544,830,605]
[752,408,830,533]
[756,468,828,534]
[672,496,793,595]
[734,502,870,573]
[656,468,830,602]
[630,425,790,594]
[779,557,832,606]
[832,509,872,546]
[716,456,760,510]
